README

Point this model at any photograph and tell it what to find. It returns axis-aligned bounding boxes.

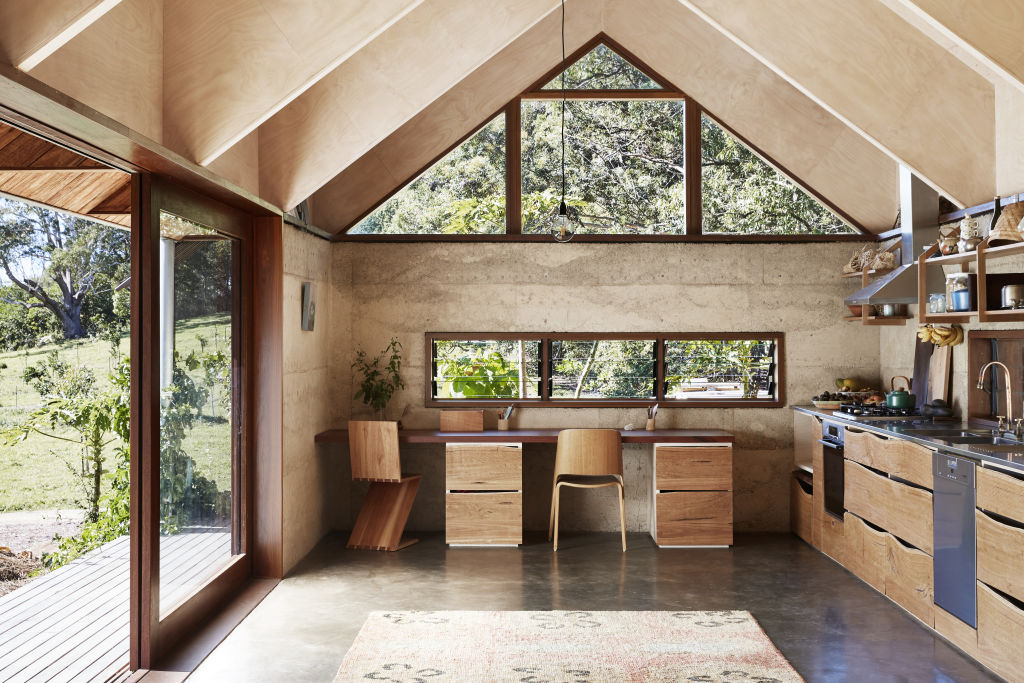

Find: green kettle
[886,376,915,410]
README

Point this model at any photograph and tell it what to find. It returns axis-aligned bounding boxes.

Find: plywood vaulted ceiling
[0,0,1017,235]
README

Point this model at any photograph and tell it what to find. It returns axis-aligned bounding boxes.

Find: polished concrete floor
[189,532,996,682]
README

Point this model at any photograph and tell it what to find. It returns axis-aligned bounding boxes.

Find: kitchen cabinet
[843,428,932,488]
[976,509,1024,604]
[844,460,933,554]
[976,465,1024,522]
[790,475,813,545]
[977,581,1024,681]
[885,534,934,627]
[651,444,733,546]
[811,428,845,562]
[445,443,523,545]
[843,512,886,593]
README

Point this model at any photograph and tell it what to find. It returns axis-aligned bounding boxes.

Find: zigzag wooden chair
[347,420,421,551]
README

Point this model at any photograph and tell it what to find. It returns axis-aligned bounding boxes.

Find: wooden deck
[0,529,230,682]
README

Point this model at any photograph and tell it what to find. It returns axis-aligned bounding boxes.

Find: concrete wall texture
[284,239,884,557]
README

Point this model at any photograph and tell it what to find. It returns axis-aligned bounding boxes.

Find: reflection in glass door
[157,211,239,616]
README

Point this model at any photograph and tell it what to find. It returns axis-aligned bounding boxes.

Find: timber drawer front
[843,428,932,488]
[977,581,1024,681]
[445,492,522,545]
[445,443,522,490]
[445,443,523,545]
[651,444,732,547]
[843,512,886,593]
[976,465,1024,522]
[844,460,933,554]
[885,534,934,627]
[976,510,1024,604]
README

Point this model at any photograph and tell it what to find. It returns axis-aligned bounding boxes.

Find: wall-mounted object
[301,281,316,331]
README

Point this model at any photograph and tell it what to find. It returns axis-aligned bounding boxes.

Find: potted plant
[352,337,405,420]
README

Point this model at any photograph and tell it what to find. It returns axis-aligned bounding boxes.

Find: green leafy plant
[353,338,405,419]
[436,349,519,398]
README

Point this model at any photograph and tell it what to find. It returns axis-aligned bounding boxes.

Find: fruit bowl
[812,400,842,409]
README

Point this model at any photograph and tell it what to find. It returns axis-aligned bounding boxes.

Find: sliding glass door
[133,177,252,666]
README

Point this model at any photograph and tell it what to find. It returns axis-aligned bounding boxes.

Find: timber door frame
[132,175,256,667]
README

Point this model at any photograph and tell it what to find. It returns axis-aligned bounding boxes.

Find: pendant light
[550,0,575,242]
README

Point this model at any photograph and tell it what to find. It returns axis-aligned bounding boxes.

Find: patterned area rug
[335,610,803,682]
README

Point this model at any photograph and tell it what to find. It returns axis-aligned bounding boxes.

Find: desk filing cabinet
[445,443,522,545]
[650,443,733,546]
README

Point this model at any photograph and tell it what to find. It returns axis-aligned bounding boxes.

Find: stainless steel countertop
[792,405,1024,475]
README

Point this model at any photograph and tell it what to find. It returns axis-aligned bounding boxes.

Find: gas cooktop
[836,402,923,421]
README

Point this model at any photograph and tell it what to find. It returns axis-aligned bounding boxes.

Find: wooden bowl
[847,305,862,316]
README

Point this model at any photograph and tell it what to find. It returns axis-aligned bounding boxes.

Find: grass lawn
[0,314,233,513]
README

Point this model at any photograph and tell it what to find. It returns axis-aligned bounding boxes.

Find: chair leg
[553,484,562,551]
[548,484,557,541]
[618,484,627,552]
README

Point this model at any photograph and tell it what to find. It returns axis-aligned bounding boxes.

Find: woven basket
[989,202,1024,245]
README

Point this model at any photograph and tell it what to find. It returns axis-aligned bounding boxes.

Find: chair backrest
[554,429,623,478]
[348,420,401,482]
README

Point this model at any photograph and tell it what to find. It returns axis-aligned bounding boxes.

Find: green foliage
[665,339,773,398]
[5,352,114,524]
[550,340,655,399]
[541,44,659,90]
[353,338,405,418]
[436,350,519,399]
[160,350,221,533]
[39,359,130,569]
[0,198,129,344]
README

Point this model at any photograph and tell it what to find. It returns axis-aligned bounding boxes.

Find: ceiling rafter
[0,0,122,71]
[163,0,427,167]
[677,0,994,208]
[257,0,568,212]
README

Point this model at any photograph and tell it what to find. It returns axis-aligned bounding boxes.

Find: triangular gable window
[539,43,666,91]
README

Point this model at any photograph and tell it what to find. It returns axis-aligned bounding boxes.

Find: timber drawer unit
[975,465,1024,680]
[650,443,733,547]
[445,443,522,546]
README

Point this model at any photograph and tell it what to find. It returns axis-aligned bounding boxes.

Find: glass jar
[928,293,946,314]
[946,273,972,312]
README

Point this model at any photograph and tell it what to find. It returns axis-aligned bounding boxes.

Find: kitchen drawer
[844,428,932,489]
[790,475,813,544]
[977,509,1024,604]
[445,443,522,490]
[977,466,1024,523]
[843,513,886,593]
[977,581,1024,681]
[885,533,934,627]
[655,445,732,491]
[934,605,978,659]
[445,492,522,545]
[845,460,933,554]
[654,491,732,546]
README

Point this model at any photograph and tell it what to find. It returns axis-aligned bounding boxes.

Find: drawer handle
[979,507,1024,532]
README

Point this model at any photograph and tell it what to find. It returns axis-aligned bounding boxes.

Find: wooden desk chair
[347,420,421,551]
[548,429,626,552]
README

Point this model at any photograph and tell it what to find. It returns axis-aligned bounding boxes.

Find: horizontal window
[426,333,783,407]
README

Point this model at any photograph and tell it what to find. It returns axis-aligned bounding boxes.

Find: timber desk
[315,428,735,547]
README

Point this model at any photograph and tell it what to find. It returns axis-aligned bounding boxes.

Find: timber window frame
[342,34,866,240]
[426,331,785,408]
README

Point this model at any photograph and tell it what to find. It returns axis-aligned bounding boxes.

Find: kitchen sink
[940,436,1022,446]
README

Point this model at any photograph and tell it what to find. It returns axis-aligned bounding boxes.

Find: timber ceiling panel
[681,0,995,207]
[0,0,120,70]
[0,121,130,227]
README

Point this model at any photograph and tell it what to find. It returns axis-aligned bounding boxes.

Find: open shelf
[864,315,913,325]
[924,250,977,267]
[841,268,894,279]
[841,239,909,326]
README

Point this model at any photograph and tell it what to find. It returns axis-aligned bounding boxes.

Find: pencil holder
[498,418,510,431]
[646,418,656,431]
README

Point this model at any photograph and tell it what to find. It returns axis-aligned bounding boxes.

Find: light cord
[560,0,566,205]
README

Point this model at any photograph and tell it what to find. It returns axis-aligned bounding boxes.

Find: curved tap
[977,361,1018,438]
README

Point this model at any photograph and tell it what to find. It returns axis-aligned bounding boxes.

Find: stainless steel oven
[820,420,845,519]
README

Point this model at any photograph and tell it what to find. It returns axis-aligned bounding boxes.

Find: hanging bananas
[917,324,964,347]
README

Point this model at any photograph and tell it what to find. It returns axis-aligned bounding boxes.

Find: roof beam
[605,0,899,232]
[257,0,564,212]
[162,0,425,166]
[679,0,994,207]
[877,0,1024,94]
[0,0,122,71]
[309,0,604,233]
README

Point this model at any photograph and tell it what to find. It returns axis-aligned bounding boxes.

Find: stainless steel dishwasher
[932,451,976,628]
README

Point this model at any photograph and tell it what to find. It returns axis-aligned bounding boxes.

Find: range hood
[846,167,943,306]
